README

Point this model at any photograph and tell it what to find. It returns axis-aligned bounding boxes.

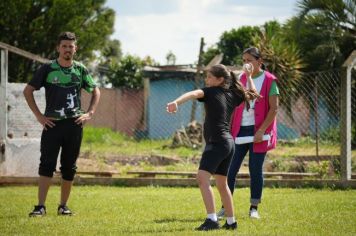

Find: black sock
[250,205,258,211]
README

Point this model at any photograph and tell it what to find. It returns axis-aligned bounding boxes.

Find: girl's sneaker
[249,208,260,219]
[222,221,238,230]
[195,218,220,231]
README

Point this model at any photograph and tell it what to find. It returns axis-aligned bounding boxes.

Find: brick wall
[81,88,144,136]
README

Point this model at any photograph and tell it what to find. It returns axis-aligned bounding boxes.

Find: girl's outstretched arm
[166,89,204,113]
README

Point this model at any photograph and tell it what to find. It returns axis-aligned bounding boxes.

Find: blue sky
[106,0,299,64]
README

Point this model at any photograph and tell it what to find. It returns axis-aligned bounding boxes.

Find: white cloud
[108,0,297,64]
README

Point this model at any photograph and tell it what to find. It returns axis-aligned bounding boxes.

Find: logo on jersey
[53,77,59,84]
[66,91,77,109]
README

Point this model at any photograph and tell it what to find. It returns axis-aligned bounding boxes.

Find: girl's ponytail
[230,71,260,109]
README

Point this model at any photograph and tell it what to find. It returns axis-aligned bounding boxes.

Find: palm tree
[252,21,305,116]
[297,0,356,37]
[297,0,356,145]
[296,0,355,70]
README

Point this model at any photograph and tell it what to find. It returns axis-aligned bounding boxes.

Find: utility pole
[190,37,204,122]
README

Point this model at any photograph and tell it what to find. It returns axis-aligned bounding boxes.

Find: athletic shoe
[222,221,238,230]
[195,218,220,231]
[217,207,225,220]
[29,205,46,217]
[249,208,260,219]
[57,205,73,216]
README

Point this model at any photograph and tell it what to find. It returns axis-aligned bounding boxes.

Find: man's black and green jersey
[29,60,96,120]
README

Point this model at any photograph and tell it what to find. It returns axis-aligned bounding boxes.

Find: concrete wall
[0,138,41,176]
[7,83,45,139]
[0,83,45,176]
[0,84,144,176]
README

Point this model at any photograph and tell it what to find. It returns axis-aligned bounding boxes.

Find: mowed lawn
[1,186,355,235]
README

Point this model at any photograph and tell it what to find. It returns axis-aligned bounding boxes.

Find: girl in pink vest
[217,47,279,220]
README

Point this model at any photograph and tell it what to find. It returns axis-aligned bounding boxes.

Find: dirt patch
[77,158,117,172]
[78,152,199,172]
[103,154,182,166]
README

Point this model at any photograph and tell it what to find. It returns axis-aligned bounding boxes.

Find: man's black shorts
[38,118,83,180]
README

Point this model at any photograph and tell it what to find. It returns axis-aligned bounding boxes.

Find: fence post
[143,77,150,136]
[340,51,355,180]
[314,75,319,158]
[0,49,8,163]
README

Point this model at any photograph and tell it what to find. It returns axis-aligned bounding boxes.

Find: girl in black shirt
[166,64,259,231]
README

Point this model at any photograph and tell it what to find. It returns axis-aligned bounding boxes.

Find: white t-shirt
[240,72,265,126]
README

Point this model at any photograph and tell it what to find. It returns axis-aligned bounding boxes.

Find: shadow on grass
[154,218,201,224]
[126,225,189,234]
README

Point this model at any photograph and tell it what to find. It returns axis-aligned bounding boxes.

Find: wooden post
[0,49,8,139]
[0,42,49,63]
[190,37,204,122]
[340,50,355,180]
[0,49,8,163]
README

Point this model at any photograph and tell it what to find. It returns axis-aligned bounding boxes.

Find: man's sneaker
[195,218,220,231]
[249,208,260,219]
[57,205,73,216]
[217,207,225,220]
[222,221,238,230]
[29,205,46,217]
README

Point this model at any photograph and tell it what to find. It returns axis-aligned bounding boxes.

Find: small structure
[142,65,205,139]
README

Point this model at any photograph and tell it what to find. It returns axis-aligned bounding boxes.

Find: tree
[292,0,356,71]
[108,55,144,89]
[166,51,176,65]
[0,0,115,82]
[297,0,356,36]
[201,45,221,66]
[96,39,123,87]
[201,26,260,66]
[142,55,160,66]
[217,26,260,65]
[100,39,122,63]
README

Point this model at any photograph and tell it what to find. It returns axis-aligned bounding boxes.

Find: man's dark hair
[57,32,77,45]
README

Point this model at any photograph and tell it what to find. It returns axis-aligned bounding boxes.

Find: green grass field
[81,126,355,159]
[1,186,355,235]
[81,127,202,158]
[80,127,356,175]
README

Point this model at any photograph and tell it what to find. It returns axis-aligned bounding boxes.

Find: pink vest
[231,71,277,153]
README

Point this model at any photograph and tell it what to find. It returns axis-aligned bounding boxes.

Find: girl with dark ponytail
[166,64,259,231]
